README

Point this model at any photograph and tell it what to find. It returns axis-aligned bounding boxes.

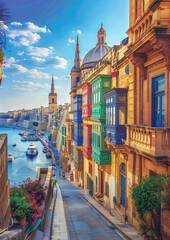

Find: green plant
[125,214,128,222]
[13,208,26,221]
[130,173,170,240]
[10,187,30,199]
[10,196,22,211]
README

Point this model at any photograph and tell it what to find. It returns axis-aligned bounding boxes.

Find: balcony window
[83,95,87,105]
[152,74,165,127]
[98,136,100,148]
[119,106,125,125]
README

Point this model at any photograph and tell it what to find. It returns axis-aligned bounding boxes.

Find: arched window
[99,38,100,44]
[52,98,54,103]
[76,77,79,86]
[102,37,104,43]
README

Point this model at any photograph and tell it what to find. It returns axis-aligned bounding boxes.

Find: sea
[0,127,51,186]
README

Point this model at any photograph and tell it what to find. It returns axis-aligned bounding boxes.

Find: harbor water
[0,127,51,186]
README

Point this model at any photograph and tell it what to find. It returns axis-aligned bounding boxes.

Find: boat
[26,143,38,157]
[46,152,52,159]
[19,132,27,136]
[12,144,16,147]
[40,131,45,135]
[21,136,27,141]
[43,147,49,153]
[8,153,14,162]
[21,136,39,142]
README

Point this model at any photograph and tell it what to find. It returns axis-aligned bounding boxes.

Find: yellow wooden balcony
[125,125,170,159]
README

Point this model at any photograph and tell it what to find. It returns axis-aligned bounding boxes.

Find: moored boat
[21,135,39,142]
[40,131,45,135]
[8,153,14,162]
[46,152,52,159]
[43,147,49,153]
[26,143,38,157]
[13,144,16,147]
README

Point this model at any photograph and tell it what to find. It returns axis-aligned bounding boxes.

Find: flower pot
[19,218,26,226]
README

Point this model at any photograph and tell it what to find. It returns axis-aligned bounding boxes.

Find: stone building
[63,1,170,238]
[0,134,10,232]
[124,0,170,238]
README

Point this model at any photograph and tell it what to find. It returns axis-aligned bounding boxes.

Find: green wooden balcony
[91,148,111,165]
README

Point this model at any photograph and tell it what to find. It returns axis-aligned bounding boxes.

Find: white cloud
[0,86,4,88]
[11,22,22,26]
[68,38,75,44]
[5,57,15,68]
[72,29,82,35]
[77,29,82,35]
[7,22,50,46]
[2,74,7,78]
[13,80,50,89]
[13,87,28,91]
[60,75,70,81]
[6,62,51,79]
[17,51,25,56]
[31,57,46,62]
[28,46,54,57]
[52,56,67,69]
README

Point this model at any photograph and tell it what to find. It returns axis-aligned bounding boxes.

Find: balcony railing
[126,125,170,158]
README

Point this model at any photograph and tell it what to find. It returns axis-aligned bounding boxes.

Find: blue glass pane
[162,95,165,111]
[157,78,165,91]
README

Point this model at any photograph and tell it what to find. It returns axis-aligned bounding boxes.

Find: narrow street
[56,171,126,240]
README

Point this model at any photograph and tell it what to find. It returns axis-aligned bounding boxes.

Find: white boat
[26,143,38,157]
[8,153,14,162]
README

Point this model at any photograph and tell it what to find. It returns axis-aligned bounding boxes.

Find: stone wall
[0,134,10,232]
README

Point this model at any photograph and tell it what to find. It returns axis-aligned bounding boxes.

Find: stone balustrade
[126,125,170,158]
[134,13,152,42]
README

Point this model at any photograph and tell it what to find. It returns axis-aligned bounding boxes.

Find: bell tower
[49,75,57,113]
[97,23,107,46]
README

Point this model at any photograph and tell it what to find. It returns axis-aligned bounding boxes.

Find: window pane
[113,106,115,125]
[158,78,165,91]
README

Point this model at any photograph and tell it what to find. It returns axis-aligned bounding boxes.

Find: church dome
[81,45,111,69]
[81,24,110,69]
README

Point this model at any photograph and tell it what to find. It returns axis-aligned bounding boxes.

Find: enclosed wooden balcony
[126,125,170,160]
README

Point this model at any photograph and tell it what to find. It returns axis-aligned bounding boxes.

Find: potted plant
[10,196,20,218]
[13,208,26,226]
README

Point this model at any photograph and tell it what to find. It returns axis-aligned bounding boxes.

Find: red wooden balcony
[82,83,92,119]
[83,146,92,160]
[126,125,170,160]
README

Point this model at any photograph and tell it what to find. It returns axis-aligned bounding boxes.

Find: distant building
[48,75,58,128]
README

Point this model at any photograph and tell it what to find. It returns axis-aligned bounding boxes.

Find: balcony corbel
[150,37,170,69]
[130,53,147,80]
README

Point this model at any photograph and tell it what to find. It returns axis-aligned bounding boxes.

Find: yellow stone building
[64,1,170,238]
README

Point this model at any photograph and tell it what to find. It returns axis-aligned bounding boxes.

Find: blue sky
[0,0,129,112]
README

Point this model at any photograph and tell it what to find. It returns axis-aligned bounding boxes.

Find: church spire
[51,74,55,94]
[74,34,81,69]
